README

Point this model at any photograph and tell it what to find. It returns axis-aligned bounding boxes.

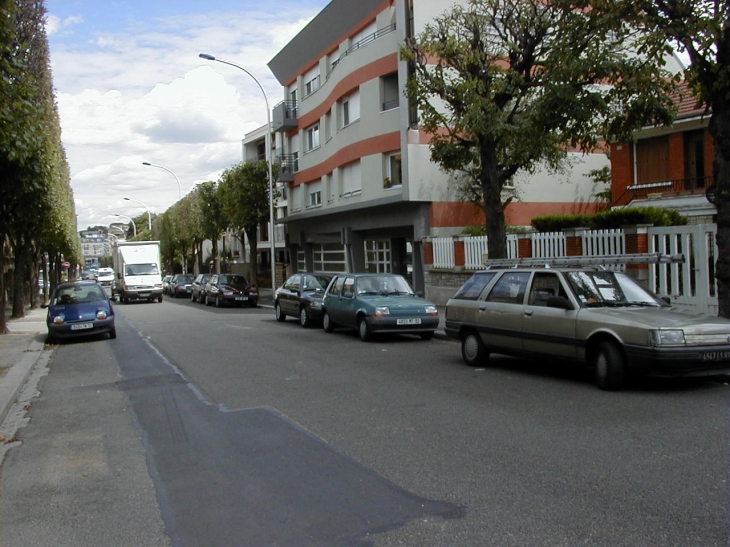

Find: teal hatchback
[322,273,439,341]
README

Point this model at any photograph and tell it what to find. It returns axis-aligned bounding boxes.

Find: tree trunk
[245,227,259,287]
[212,239,220,274]
[12,240,27,319]
[480,142,508,259]
[0,237,8,334]
[709,103,730,318]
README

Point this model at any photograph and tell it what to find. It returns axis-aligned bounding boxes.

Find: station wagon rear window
[452,272,497,300]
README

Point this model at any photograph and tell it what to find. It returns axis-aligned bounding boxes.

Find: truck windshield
[125,263,159,276]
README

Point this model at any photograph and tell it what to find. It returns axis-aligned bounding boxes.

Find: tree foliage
[218,160,277,285]
[569,0,730,317]
[0,0,80,330]
[401,0,678,259]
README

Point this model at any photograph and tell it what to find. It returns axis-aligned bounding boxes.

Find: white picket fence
[648,224,718,314]
[431,225,719,314]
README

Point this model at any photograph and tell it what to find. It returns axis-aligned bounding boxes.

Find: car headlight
[310,301,322,309]
[223,291,233,295]
[52,315,65,325]
[425,305,438,315]
[374,306,390,316]
[650,329,686,346]
[96,310,108,320]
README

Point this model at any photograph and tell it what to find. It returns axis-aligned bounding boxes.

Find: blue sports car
[43,280,116,343]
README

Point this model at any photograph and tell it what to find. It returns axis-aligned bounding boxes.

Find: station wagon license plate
[70,323,93,330]
[702,350,730,362]
[397,318,421,325]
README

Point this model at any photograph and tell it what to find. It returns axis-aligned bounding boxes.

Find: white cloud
[46,2,325,230]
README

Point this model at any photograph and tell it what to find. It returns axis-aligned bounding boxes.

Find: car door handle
[524,310,533,317]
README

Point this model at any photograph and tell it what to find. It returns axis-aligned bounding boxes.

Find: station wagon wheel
[358,317,372,341]
[299,307,311,328]
[323,312,335,333]
[275,302,286,322]
[594,340,626,391]
[461,330,489,366]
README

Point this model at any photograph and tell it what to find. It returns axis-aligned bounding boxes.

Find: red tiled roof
[671,80,710,119]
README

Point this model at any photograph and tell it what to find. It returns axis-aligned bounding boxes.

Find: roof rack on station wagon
[482,253,684,269]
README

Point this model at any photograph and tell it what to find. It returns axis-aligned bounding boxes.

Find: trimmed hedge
[531,207,688,232]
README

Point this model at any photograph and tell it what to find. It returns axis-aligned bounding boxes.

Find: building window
[305,124,320,152]
[308,180,322,207]
[340,90,360,128]
[341,161,362,195]
[635,136,669,184]
[381,73,399,111]
[386,152,402,186]
[303,66,320,97]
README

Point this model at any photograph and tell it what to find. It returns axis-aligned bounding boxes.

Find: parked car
[275,273,333,327]
[162,275,173,295]
[42,280,116,343]
[444,266,730,390]
[191,274,211,303]
[169,274,195,298]
[94,267,116,299]
[203,274,258,307]
[322,273,439,341]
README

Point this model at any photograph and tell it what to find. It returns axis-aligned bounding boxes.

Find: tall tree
[195,181,226,274]
[572,0,729,317]
[218,160,278,286]
[401,0,678,260]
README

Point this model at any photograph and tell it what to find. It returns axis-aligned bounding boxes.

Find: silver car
[445,267,730,390]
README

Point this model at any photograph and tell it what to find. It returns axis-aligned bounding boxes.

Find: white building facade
[266,0,619,292]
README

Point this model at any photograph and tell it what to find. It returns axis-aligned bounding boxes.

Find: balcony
[611,176,714,208]
[272,101,298,132]
[277,154,298,183]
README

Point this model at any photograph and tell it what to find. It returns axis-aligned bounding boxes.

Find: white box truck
[112,241,164,303]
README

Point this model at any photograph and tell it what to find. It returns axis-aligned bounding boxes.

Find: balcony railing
[325,24,396,81]
[611,176,714,208]
[277,154,298,183]
[272,100,298,132]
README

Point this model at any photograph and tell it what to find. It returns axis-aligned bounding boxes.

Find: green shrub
[531,207,687,232]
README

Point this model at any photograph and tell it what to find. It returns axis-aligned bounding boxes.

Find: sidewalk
[0,307,48,425]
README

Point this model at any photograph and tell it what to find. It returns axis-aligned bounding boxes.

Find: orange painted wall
[429,201,604,229]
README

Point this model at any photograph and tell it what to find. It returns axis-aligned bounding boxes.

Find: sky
[45,0,331,232]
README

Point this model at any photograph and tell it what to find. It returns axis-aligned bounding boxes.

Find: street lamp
[113,214,137,237]
[199,52,277,292]
[142,161,182,199]
[123,197,152,231]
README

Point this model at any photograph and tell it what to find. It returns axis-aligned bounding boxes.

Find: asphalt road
[1,297,728,546]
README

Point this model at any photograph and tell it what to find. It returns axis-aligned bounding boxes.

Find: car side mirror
[546,295,574,310]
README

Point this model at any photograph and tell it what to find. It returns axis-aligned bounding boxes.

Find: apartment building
[266,0,619,292]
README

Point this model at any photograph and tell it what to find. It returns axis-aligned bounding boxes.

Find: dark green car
[322,273,439,341]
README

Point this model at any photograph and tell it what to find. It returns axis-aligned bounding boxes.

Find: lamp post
[113,214,137,237]
[142,161,182,200]
[199,52,277,292]
[124,197,152,231]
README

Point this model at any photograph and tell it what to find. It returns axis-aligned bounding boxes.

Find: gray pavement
[0,307,48,425]
[0,290,449,429]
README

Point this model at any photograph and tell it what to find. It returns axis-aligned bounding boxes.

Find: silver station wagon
[445,264,730,390]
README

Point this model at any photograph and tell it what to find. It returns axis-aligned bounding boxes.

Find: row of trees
[1,0,82,334]
[146,160,277,286]
[403,0,729,317]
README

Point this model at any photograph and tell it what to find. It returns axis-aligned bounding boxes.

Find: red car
[203,274,258,307]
